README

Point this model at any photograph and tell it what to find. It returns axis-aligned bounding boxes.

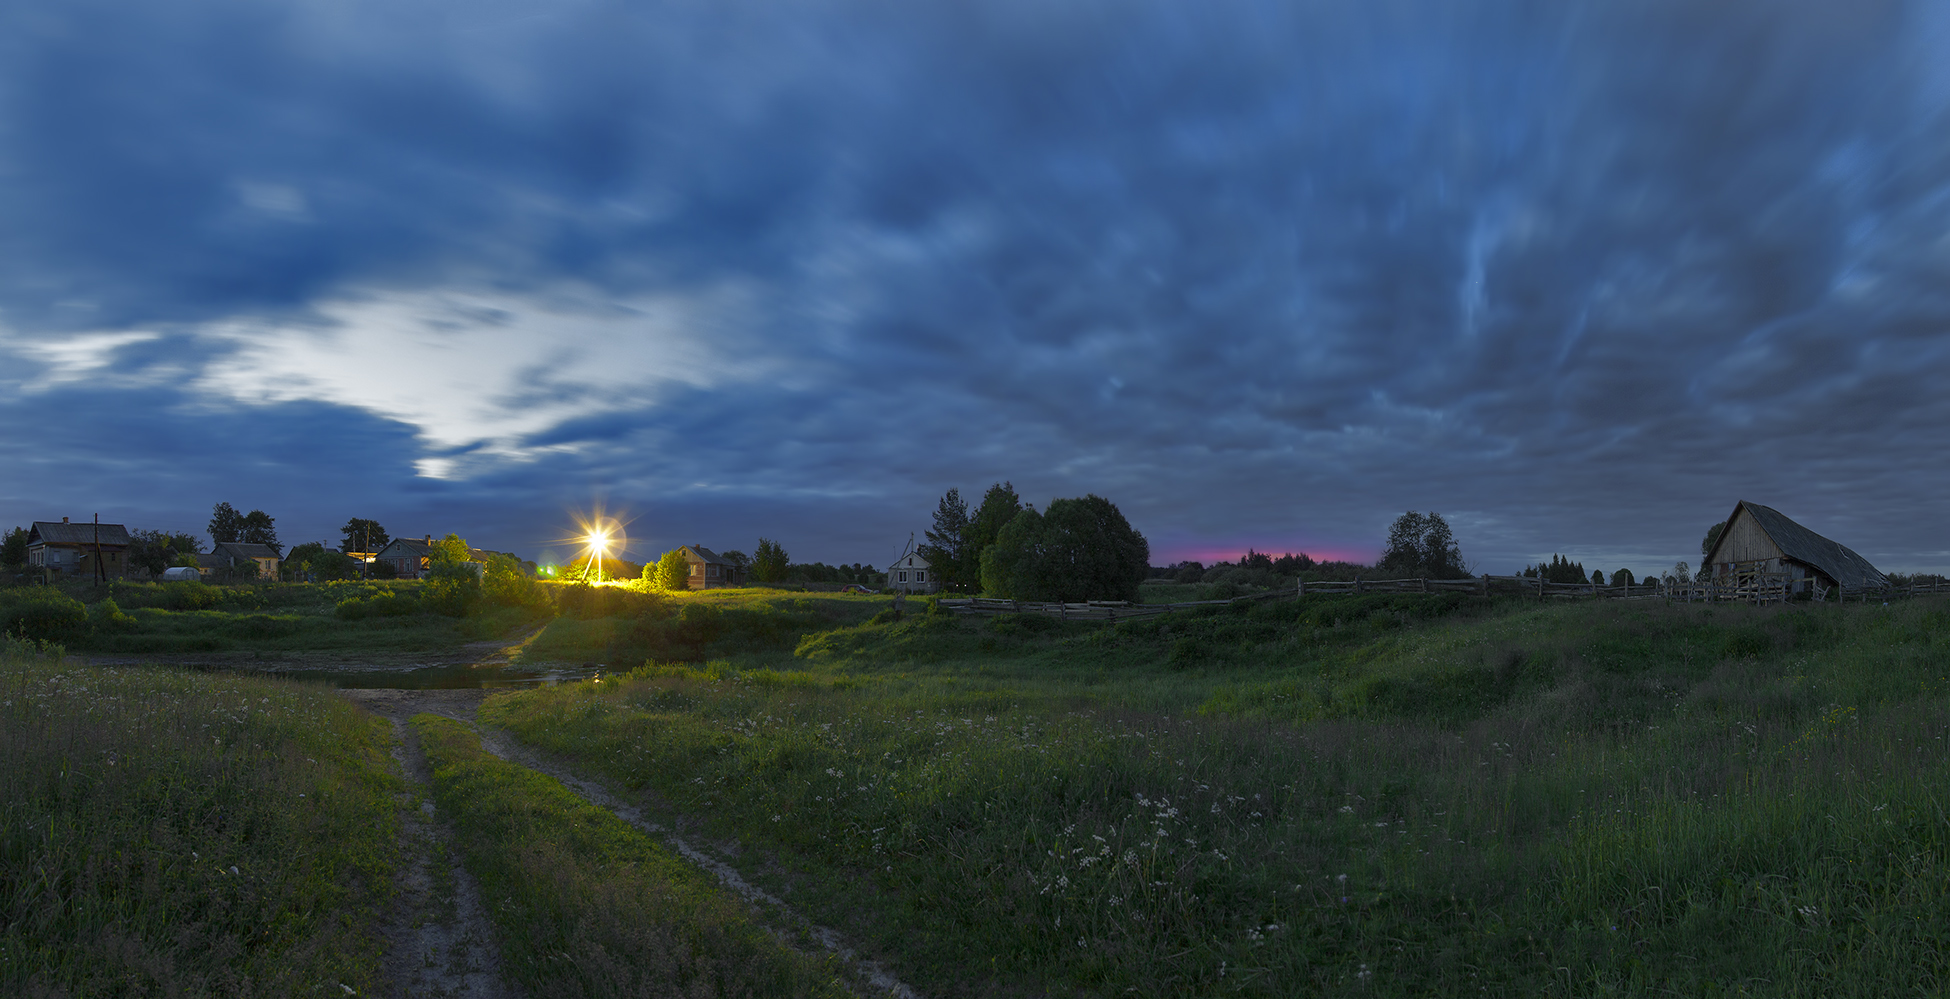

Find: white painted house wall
[889,552,938,594]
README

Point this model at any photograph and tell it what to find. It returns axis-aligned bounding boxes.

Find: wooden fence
[936,575,1950,620]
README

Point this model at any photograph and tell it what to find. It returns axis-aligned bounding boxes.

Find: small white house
[889,551,938,594]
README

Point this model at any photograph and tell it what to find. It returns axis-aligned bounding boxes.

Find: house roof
[377,537,496,562]
[28,521,131,547]
[1708,501,1887,590]
[213,541,281,561]
[681,545,735,566]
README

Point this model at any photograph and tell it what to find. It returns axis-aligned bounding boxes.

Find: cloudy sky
[4,0,1949,575]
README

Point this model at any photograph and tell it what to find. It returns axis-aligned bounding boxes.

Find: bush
[0,589,89,641]
[334,592,421,620]
[421,561,482,617]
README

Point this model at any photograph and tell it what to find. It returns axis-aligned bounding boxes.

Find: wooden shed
[1702,501,1886,595]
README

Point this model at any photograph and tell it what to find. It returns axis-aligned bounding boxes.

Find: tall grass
[0,636,402,996]
[480,596,1950,997]
[411,713,848,998]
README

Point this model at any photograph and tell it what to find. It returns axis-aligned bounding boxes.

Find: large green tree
[1377,511,1468,578]
[653,549,690,591]
[1701,521,1727,560]
[979,494,1149,602]
[917,488,972,592]
[125,529,201,575]
[208,502,243,544]
[752,538,790,583]
[239,510,279,555]
[340,518,390,554]
[1,526,27,568]
[963,482,1023,585]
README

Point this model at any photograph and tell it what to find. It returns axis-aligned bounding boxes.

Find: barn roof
[1712,501,1887,590]
[29,521,131,546]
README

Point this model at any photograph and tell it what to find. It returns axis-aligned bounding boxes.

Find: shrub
[0,589,89,641]
[421,561,482,617]
[334,592,421,620]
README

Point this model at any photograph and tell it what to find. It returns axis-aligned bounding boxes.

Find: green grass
[0,636,403,996]
[477,594,1950,997]
[4,579,548,654]
[519,585,887,665]
[410,713,848,998]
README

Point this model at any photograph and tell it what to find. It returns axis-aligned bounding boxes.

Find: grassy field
[412,713,848,997]
[8,581,1946,995]
[477,591,1950,997]
[0,578,549,656]
[0,635,403,996]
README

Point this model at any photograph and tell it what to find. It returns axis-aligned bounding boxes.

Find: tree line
[916,483,1150,602]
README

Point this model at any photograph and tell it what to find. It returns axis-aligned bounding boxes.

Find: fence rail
[935,575,1950,620]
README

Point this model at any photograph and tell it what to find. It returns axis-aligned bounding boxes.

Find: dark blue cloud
[4,0,1950,575]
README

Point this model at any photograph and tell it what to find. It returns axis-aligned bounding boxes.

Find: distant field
[481,591,1950,997]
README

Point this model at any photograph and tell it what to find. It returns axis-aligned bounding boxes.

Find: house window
[898,571,908,582]
[916,571,926,582]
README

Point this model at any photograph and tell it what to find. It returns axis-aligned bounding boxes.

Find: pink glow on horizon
[1158,544,1378,566]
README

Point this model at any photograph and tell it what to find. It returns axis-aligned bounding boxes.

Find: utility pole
[93,513,105,586]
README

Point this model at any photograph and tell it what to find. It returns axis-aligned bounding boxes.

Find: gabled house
[27,519,130,578]
[374,536,498,579]
[677,545,744,589]
[888,550,937,594]
[1702,501,1887,593]
[209,542,281,580]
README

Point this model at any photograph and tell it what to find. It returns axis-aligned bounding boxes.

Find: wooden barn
[1702,501,1887,596]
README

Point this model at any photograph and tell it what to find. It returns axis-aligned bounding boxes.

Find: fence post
[1354,576,1363,594]
[1297,578,1306,598]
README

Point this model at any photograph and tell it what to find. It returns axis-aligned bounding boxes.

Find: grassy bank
[519,585,886,666]
[411,713,847,998]
[0,578,548,656]
[479,594,1950,996]
[0,636,402,995]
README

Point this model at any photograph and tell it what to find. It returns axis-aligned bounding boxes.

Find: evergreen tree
[917,487,972,592]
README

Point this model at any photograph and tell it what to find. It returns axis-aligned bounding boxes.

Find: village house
[208,541,282,580]
[677,545,744,589]
[27,518,130,578]
[1702,500,1887,595]
[888,550,937,594]
[373,536,500,579]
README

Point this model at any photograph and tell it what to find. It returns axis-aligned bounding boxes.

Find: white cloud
[5,331,163,391]
[193,283,774,476]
